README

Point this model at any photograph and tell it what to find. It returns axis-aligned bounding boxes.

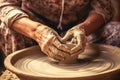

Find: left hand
[62,24,86,54]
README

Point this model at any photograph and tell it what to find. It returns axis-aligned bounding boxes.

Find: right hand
[34,25,71,62]
[62,24,86,54]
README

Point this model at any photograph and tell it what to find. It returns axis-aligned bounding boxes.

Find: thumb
[61,31,72,42]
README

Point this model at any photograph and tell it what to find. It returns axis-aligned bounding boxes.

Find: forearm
[80,0,113,35]
[12,17,43,40]
[80,13,104,36]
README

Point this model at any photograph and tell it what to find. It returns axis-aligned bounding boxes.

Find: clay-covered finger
[71,34,86,52]
[46,46,64,62]
[49,45,67,60]
[71,35,83,53]
[62,31,72,41]
[71,37,77,44]
[71,48,84,57]
[53,38,71,53]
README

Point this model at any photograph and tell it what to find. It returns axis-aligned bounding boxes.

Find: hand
[62,24,86,54]
[34,25,71,62]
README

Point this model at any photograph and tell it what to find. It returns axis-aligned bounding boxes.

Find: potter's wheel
[4,44,120,80]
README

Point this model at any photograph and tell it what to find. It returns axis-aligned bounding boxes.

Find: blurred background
[0,50,5,76]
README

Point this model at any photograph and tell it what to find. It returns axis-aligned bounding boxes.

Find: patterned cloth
[87,21,120,47]
[0,0,115,55]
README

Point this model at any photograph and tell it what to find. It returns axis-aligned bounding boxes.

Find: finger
[71,48,84,57]
[53,30,62,41]
[53,38,71,53]
[49,58,59,62]
[47,48,64,62]
[71,35,84,53]
[71,37,77,44]
[41,35,54,52]
[48,45,66,61]
[62,31,72,41]
[40,36,68,61]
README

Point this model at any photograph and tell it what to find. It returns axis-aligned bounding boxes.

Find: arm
[12,17,41,40]
[62,0,113,54]
[80,0,113,36]
[0,0,48,40]
[81,13,104,36]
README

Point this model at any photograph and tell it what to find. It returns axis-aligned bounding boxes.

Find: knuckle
[58,44,62,48]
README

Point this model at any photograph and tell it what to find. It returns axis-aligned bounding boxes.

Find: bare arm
[12,17,41,40]
[79,0,113,35]
[80,13,104,36]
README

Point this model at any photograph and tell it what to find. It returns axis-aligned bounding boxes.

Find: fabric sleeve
[90,0,113,23]
[0,0,29,28]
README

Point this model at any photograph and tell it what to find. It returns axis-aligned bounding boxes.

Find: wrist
[33,24,51,41]
[77,22,89,35]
